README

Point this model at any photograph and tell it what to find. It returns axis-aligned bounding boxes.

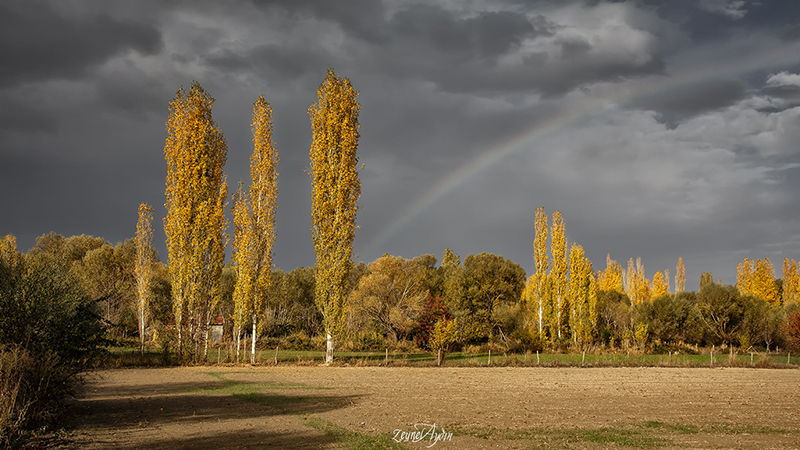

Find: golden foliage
[230,96,280,361]
[625,257,650,305]
[134,203,155,352]
[783,258,800,304]
[675,257,685,293]
[568,243,595,345]
[230,96,279,361]
[0,234,18,265]
[597,253,624,293]
[549,211,568,339]
[699,270,713,288]
[530,207,549,336]
[348,254,428,343]
[737,258,780,305]
[651,270,669,299]
[163,81,228,356]
[308,69,361,357]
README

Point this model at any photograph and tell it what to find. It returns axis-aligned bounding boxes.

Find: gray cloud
[0,0,162,88]
[2,0,800,291]
[627,78,748,123]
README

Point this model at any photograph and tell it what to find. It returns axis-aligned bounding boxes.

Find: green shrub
[0,252,106,445]
[0,345,71,447]
[0,254,106,362]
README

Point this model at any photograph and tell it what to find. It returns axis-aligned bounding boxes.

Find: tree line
[3,67,800,370]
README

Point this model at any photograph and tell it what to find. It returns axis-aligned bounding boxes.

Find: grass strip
[304,416,408,450]
[641,420,792,435]
[196,372,407,449]
[451,425,671,448]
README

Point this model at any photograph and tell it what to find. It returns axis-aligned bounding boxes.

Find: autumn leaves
[161,71,359,361]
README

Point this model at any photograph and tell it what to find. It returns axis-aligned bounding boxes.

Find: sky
[2,0,800,291]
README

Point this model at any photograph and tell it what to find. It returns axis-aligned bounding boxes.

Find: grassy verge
[451,420,797,449]
[304,417,407,450]
[104,346,800,369]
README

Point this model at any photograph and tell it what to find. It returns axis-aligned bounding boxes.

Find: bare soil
[47,365,800,449]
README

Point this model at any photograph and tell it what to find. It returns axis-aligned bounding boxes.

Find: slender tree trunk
[251,314,257,364]
[325,333,335,364]
[140,312,145,356]
[235,324,241,363]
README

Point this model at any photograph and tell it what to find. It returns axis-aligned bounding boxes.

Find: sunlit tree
[675,257,685,294]
[597,254,624,293]
[530,206,549,336]
[651,270,669,299]
[736,258,754,296]
[349,254,428,343]
[230,96,280,363]
[626,257,650,305]
[163,81,228,358]
[568,243,595,346]
[752,258,780,306]
[699,271,713,289]
[549,211,568,339]
[309,69,361,364]
[134,203,155,355]
[783,258,799,304]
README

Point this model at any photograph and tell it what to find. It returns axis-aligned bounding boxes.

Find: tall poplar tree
[135,203,155,355]
[651,270,669,299]
[675,257,686,294]
[753,258,780,305]
[163,81,228,358]
[231,96,279,363]
[597,254,624,293]
[783,258,799,304]
[549,211,568,339]
[568,243,595,346]
[309,69,361,364]
[529,206,549,336]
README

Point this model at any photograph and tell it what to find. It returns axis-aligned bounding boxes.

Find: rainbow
[362,40,800,257]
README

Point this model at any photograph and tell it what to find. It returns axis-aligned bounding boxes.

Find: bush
[0,252,106,444]
[784,310,800,353]
[0,345,71,447]
[636,295,704,345]
[0,254,106,362]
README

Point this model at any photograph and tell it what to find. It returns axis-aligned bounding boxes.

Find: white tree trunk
[325,333,335,364]
[251,315,257,364]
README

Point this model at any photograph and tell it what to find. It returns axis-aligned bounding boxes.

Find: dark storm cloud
[2,0,800,287]
[0,0,162,88]
[253,0,387,41]
[627,78,748,122]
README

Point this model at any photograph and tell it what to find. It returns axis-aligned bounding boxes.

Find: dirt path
[55,366,800,449]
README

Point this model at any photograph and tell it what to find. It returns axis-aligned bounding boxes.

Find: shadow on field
[71,391,359,430]
[80,429,340,450]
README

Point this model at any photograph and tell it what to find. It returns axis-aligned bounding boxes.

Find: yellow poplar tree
[309,69,361,364]
[568,243,595,346]
[163,81,228,359]
[783,258,799,304]
[736,258,754,296]
[549,211,568,339]
[626,257,650,305]
[651,270,669,299]
[699,271,713,288]
[134,203,155,355]
[752,258,780,305]
[231,184,251,362]
[231,96,280,364]
[0,234,18,264]
[597,254,624,293]
[529,206,549,337]
[675,257,685,294]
